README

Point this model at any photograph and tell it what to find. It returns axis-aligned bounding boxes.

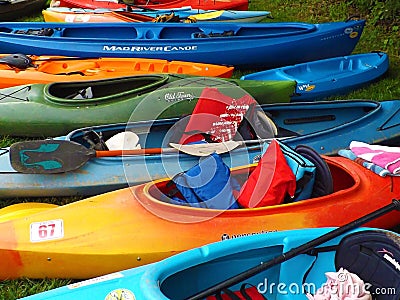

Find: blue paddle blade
[9,140,96,174]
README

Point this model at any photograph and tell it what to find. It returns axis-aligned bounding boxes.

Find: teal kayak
[19,226,400,299]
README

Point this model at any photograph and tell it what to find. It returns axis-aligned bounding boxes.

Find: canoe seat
[294,144,334,199]
[335,230,400,300]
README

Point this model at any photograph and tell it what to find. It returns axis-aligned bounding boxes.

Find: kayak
[19,227,400,299]
[49,0,249,11]
[241,52,390,102]
[42,7,271,23]
[0,0,46,21]
[1,99,400,199]
[0,74,295,137]
[0,154,399,279]
[0,54,235,88]
[0,19,366,68]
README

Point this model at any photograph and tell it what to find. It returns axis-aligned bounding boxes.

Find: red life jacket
[179,87,257,144]
[237,139,296,208]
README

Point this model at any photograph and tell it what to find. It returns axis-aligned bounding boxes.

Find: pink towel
[306,268,372,300]
[350,141,400,174]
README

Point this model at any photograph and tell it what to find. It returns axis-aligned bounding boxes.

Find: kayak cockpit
[44,74,170,104]
[147,159,356,210]
[158,244,284,300]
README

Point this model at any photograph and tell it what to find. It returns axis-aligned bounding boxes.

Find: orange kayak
[0,54,234,88]
[0,156,399,279]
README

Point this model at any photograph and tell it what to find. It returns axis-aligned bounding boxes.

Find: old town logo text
[103,45,198,52]
[164,92,195,102]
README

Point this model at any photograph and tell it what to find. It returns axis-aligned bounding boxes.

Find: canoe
[0,54,235,88]
[49,0,249,11]
[0,19,366,68]
[42,7,271,23]
[241,52,390,102]
[18,227,400,299]
[0,154,399,279]
[1,99,400,198]
[0,0,46,21]
[0,74,295,137]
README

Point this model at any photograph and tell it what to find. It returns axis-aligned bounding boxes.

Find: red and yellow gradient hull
[0,156,399,279]
[0,55,234,88]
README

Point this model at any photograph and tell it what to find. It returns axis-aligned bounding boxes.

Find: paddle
[186,199,400,300]
[9,140,173,174]
[169,136,295,156]
[10,139,258,174]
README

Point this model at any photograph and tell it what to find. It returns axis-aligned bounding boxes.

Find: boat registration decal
[67,272,124,289]
[105,289,135,300]
[103,45,198,52]
[30,219,64,242]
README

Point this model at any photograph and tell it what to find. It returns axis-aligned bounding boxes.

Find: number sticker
[30,219,64,242]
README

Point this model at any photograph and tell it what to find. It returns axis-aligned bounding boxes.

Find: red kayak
[50,0,248,10]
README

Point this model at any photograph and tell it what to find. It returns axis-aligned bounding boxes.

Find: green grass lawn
[1,0,399,299]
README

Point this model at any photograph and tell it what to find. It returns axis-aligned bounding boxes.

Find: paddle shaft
[95,148,176,157]
[186,199,400,300]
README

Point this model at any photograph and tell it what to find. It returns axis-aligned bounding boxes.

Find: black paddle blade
[10,140,96,174]
[0,53,35,69]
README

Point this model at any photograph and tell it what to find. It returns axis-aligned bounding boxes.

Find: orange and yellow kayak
[0,156,399,280]
[0,55,234,88]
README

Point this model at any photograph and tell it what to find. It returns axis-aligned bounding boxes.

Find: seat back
[335,230,400,300]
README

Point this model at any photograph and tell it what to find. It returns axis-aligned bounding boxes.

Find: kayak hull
[1,99,400,198]
[0,55,234,89]
[50,0,249,11]
[242,52,390,101]
[0,156,399,279]
[19,227,391,300]
[0,20,366,68]
[0,74,295,137]
[42,8,271,23]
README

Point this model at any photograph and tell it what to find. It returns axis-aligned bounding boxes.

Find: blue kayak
[0,19,365,68]
[20,227,400,299]
[241,52,389,101]
[1,99,399,199]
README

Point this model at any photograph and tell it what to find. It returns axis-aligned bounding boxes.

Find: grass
[1,0,400,299]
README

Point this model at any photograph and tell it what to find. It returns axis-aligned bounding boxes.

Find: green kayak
[0,74,295,137]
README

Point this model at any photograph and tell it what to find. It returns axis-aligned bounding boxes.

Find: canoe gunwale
[1,22,319,41]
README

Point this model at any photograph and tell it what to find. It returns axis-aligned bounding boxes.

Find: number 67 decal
[30,219,64,242]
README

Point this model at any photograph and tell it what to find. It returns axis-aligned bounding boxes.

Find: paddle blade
[10,140,96,174]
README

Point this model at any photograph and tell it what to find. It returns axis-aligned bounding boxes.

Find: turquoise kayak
[19,226,400,299]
